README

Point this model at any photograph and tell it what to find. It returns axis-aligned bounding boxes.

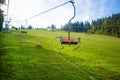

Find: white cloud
[5,0,74,28]
[2,0,119,28]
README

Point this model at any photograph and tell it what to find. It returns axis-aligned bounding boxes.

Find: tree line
[61,13,120,37]
[61,21,91,32]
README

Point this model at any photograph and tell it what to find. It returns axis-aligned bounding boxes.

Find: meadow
[0,30,120,80]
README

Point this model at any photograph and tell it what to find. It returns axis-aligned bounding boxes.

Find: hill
[0,30,120,80]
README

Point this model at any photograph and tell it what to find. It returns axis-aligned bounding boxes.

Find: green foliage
[84,21,91,32]
[0,0,5,4]
[91,24,95,34]
[27,25,33,29]
[116,18,120,37]
[91,13,120,37]
[47,24,56,31]
[62,21,85,32]
[0,0,5,31]
[0,9,4,31]
[20,25,25,29]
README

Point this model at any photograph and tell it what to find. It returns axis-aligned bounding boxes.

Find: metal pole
[5,0,10,29]
[7,0,10,17]
[68,0,76,40]
[25,19,27,28]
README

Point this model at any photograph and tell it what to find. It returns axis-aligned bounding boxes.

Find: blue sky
[1,0,120,28]
[76,0,120,22]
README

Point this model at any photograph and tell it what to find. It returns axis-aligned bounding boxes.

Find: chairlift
[60,0,80,50]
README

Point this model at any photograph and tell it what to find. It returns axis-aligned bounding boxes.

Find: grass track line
[54,49,96,80]
[39,41,95,80]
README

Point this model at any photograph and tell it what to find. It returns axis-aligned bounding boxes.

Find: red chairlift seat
[61,38,78,44]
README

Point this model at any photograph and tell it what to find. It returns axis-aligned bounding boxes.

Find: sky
[1,0,120,28]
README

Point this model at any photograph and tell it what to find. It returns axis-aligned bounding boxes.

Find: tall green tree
[27,25,33,29]
[0,0,5,3]
[0,9,4,31]
[0,0,5,31]
[84,21,91,32]
[51,24,56,30]
[91,21,97,34]
[116,18,120,37]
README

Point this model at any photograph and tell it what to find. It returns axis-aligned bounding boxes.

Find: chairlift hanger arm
[68,0,76,39]
[69,0,76,24]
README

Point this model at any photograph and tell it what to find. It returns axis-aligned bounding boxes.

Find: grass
[0,30,120,80]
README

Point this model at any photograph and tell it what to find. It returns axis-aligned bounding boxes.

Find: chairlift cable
[23,0,74,21]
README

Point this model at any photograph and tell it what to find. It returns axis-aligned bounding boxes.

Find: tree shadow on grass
[0,42,91,80]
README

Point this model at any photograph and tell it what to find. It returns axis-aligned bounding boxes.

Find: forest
[62,13,120,38]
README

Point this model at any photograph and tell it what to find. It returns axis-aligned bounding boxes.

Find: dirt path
[54,49,96,80]
[38,42,96,80]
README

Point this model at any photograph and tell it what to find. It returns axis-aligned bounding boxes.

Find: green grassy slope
[0,30,120,80]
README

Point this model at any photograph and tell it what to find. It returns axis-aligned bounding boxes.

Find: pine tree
[0,0,5,31]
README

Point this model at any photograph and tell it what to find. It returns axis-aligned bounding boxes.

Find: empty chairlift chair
[60,0,80,50]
